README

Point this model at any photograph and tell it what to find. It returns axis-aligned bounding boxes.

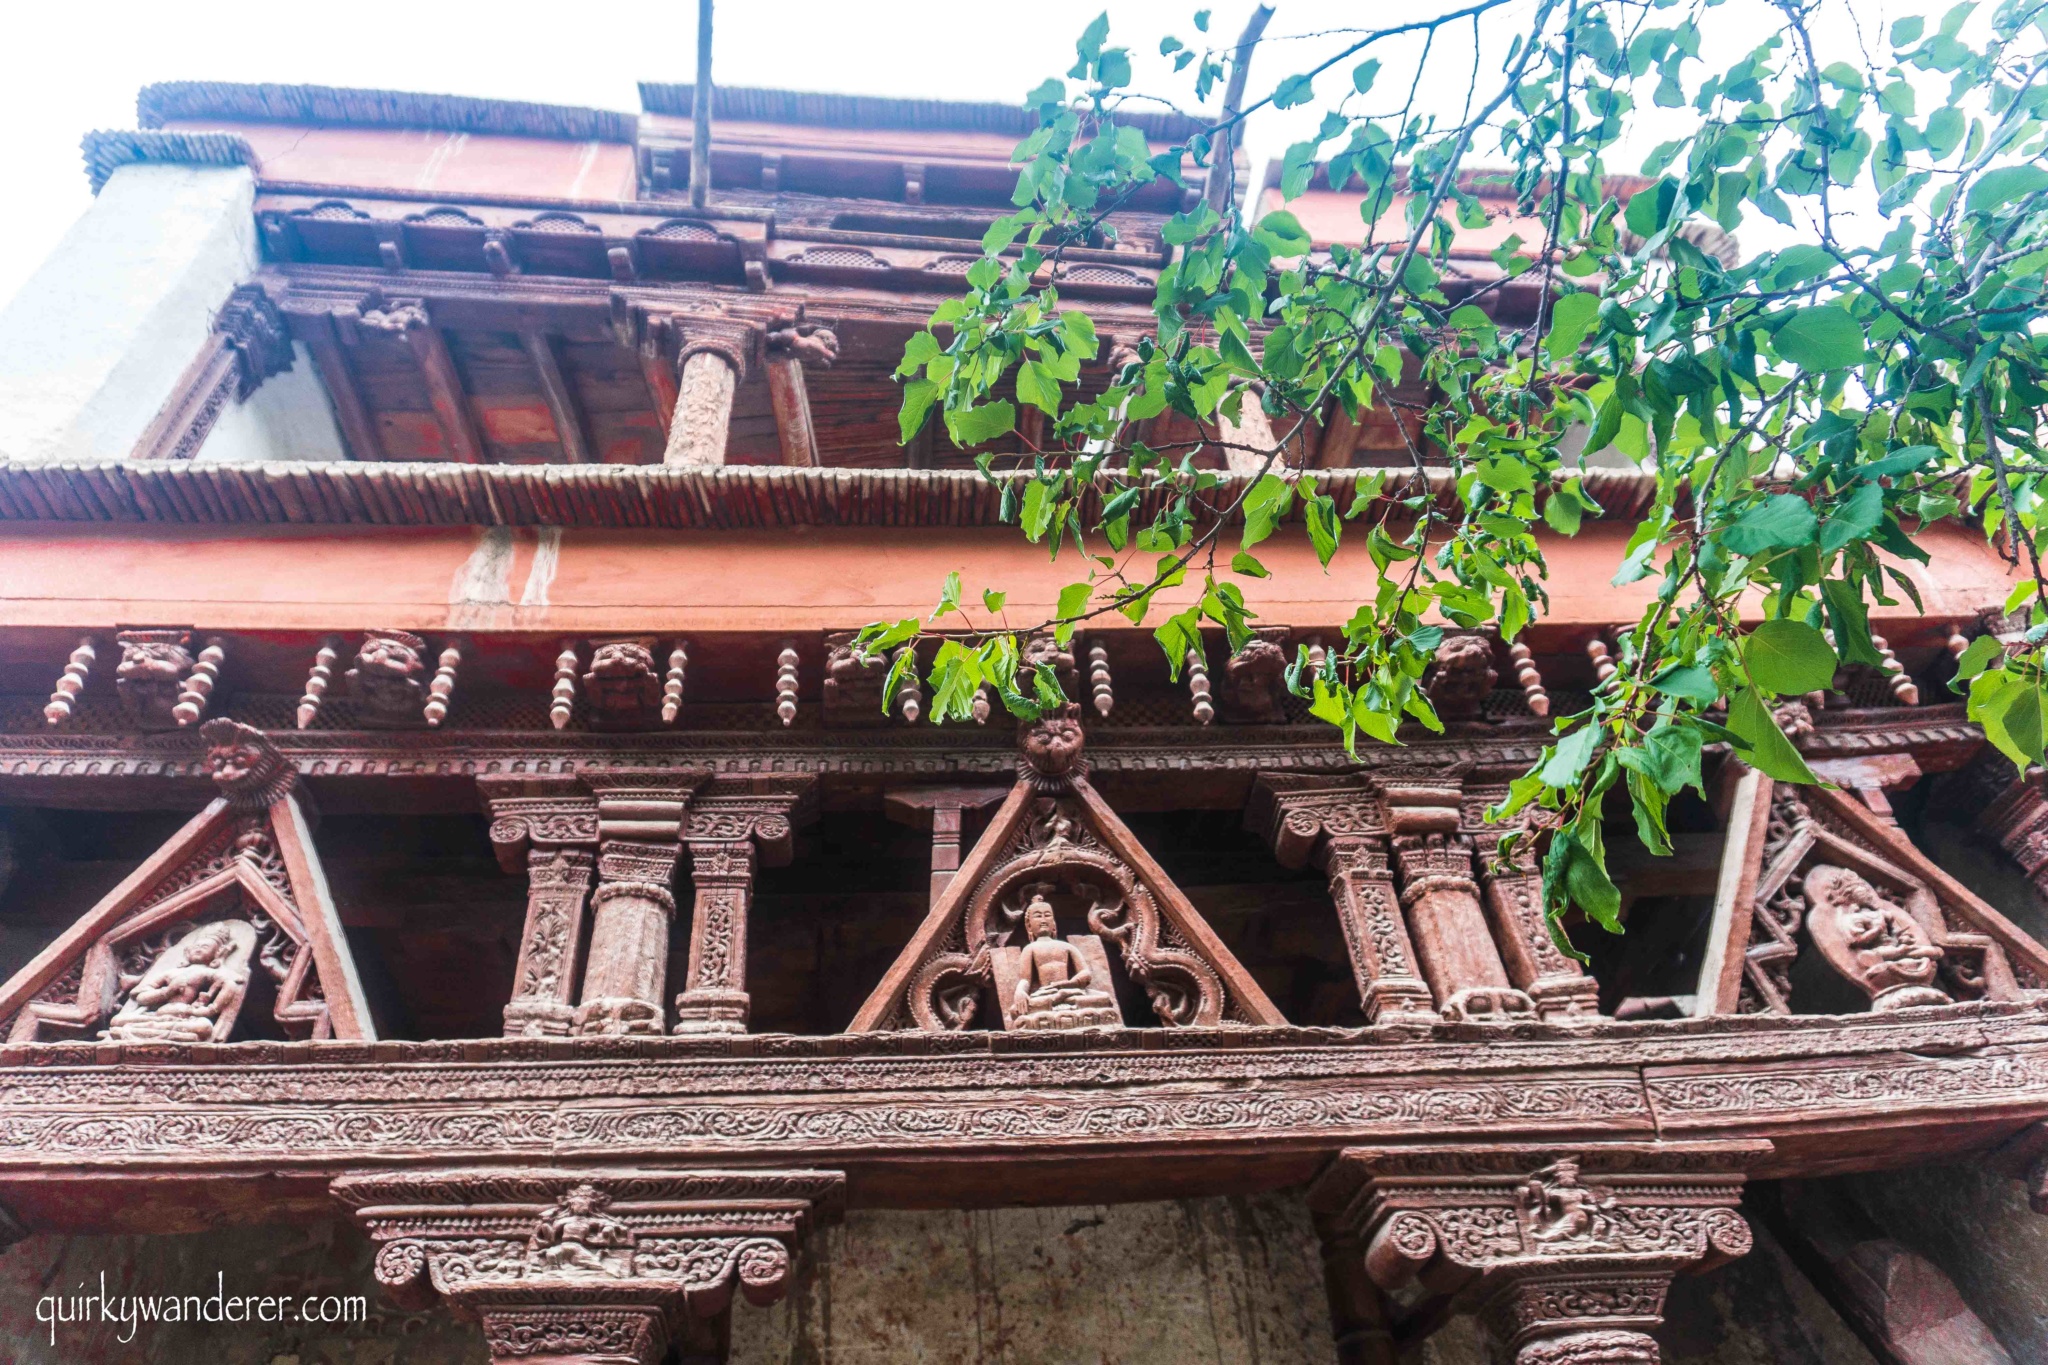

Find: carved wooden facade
[3,77,2048,1365]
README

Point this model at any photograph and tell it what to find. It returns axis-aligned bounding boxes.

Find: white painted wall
[197,342,348,463]
[0,163,257,464]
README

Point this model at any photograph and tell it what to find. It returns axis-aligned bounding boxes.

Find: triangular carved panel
[850,723,1285,1033]
[0,720,375,1043]
[1697,776,2048,1017]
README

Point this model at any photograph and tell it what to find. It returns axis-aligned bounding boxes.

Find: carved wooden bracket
[132,284,293,461]
[1310,1142,1766,1365]
[332,1167,844,1365]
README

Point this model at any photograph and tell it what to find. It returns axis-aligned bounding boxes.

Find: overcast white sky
[0,0,1914,308]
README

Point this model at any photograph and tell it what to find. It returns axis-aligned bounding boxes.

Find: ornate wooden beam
[132,286,293,461]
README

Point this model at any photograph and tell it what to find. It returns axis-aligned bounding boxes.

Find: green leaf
[1650,664,1720,704]
[1891,15,1923,43]
[1273,73,1315,108]
[1304,494,1340,567]
[1551,829,1623,935]
[1543,292,1600,361]
[1967,165,2048,217]
[1742,620,1838,696]
[898,380,938,445]
[1054,581,1092,645]
[1352,58,1381,93]
[1819,480,1883,555]
[1773,307,1866,371]
[1980,673,2048,773]
[1723,494,1817,556]
[1726,687,1821,784]
[1476,458,1534,493]
[1230,551,1270,578]
[983,590,1007,614]
[1016,360,1059,415]
[1950,633,2002,686]
[1252,210,1312,255]
[947,399,1017,447]
[1540,723,1601,787]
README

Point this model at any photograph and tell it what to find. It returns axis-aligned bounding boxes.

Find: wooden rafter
[295,309,385,461]
[520,330,592,464]
[403,318,486,464]
[765,356,820,465]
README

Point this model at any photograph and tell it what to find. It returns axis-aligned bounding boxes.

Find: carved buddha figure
[347,630,428,721]
[526,1183,634,1278]
[1010,891,1118,1026]
[106,921,254,1043]
[1805,864,1949,1011]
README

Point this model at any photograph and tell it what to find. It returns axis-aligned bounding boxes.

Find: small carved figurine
[347,630,429,725]
[766,318,841,368]
[1424,635,1498,722]
[200,718,294,808]
[114,629,194,729]
[1220,630,1290,724]
[581,639,663,730]
[525,1183,635,1278]
[1517,1158,1618,1248]
[105,920,256,1043]
[1804,864,1951,1011]
[1008,890,1120,1031]
[1019,704,1086,790]
[822,632,888,727]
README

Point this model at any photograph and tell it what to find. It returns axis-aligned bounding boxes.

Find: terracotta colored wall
[164,121,638,201]
[0,521,2015,645]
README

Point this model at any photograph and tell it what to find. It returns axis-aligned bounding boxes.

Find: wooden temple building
[1,78,2047,1365]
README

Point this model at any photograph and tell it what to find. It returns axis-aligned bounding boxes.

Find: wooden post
[765,357,819,465]
[664,320,754,468]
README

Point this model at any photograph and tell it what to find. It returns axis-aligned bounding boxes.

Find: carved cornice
[0,1005,2040,1179]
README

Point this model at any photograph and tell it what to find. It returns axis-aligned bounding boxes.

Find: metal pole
[690,0,714,210]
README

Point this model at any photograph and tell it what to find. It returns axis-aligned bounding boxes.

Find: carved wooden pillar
[1385,782,1534,1021]
[1310,1143,1763,1365]
[132,284,294,460]
[1247,775,1436,1024]
[884,786,1011,908]
[663,318,757,467]
[482,779,603,1037]
[673,777,816,1034]
[1314,1213,1400,1365]
[573,774,707,1037]
[1465,786,1601,1023]
[334,1168,843,1365]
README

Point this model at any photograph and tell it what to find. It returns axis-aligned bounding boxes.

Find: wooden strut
[519,330,592,464]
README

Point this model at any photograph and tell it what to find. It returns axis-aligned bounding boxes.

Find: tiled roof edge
[137,82,637,143]
[79,129,260,195]
[638,82,1212,144]
[0,462,1658,531]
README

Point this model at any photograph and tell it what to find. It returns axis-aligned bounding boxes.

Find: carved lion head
[1020,704,1086,789]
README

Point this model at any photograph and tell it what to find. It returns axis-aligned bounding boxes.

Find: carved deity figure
[347,630,428,723]
[1424,635,1498,721]
[105,921,255,1043]
[1804,864,1951,1011]
[1008,890,1119,1030]
[526,1184,635,1278]
[114,630,193,728]
[1517,1158,1618,1249]
[582,639,662,729]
